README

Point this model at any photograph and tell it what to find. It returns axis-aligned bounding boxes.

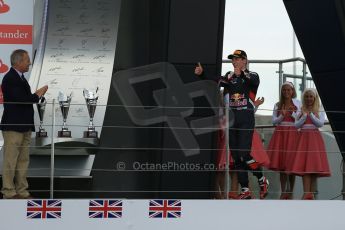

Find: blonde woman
[289,88,331,200]
[267,81,301,199]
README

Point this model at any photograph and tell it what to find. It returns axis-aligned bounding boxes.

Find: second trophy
[58,91,72,138]
[83,88,98,138]
[36,96,48,137]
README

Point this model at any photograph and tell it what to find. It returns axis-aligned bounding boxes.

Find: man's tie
[21,74,25,81]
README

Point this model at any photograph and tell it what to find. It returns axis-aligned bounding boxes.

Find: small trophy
[58,91,72,137]
[36,96,48,137]
[83,88,98,138]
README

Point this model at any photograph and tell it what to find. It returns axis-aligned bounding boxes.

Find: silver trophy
[58,91,72,137]
[36,96,48,137]
[83,88,98,138]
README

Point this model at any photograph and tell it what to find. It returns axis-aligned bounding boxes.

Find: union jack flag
[27,200,62,219]
[89,200,123,218]
[149,200,181,218]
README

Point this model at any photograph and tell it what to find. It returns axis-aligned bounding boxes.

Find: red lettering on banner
[0,25,32,44]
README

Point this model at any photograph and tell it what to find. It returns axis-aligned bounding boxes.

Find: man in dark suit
[1,49,48,199]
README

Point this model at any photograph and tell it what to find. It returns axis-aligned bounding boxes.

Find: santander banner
[0,24,33,44]
[0,0,33,103]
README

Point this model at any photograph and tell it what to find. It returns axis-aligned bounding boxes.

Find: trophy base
[58,130,72,138]
[83,130,98,138]
[36,131,48,138]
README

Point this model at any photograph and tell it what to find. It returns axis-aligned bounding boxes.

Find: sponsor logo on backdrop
[57,38,65,47]
[72,67,85,74]
[81,39,88,48]
[78,12,89,24]
[48,66,63,74]
[99,13,109,25]
[0,59,9,73]
[55,13,68,24]
[0,24,32,44]
[0,0,10,14]
[97,1,110,11]
[78,27,94,37]
[58,0,72,9]
[55,26,69,34]
[93,67,105,73]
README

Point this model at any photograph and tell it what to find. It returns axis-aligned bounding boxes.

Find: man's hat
[227,50,247,59]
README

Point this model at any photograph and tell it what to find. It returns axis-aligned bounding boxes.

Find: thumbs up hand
[194,62,203,76]
[254,97,265,107]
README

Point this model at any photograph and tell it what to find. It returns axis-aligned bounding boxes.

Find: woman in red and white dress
[251,97,270,169]
[289,88,330,200]
[267,82,301,199]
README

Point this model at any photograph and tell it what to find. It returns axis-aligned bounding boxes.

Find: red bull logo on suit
[230,93,247,107]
